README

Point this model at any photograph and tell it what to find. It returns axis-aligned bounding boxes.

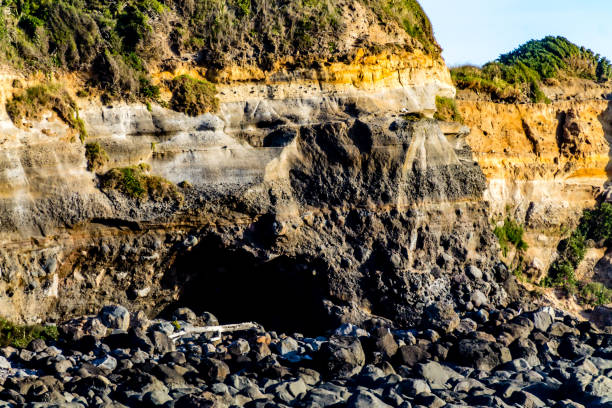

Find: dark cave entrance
[162,235,333,335]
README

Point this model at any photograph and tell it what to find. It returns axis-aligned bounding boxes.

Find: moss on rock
[6,83,87,139]
[169,75,218,117]
[100,163,183,203]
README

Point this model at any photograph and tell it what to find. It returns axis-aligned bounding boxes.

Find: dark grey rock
[347,389,393,408]
[317,336,365,378]
[416,361,463,386]
[172,307,197,324]
[423,302,460,334]
[99,305,130,330]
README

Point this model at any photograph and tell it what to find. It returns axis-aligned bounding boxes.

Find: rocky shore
[0,301,609,408]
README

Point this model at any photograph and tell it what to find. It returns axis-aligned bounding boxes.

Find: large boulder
[423,302,460,334]
[527,308,554,332]
[99,305,130,331]
[449,338,511,371]
[317,336,365,378]
[416,361,464,386]
[199,358,230,383]
[395,344,431,367]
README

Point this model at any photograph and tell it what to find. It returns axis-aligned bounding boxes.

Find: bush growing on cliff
[434,96,463,123]
[0,318,58,348]
[543,203,612,305]
[100,163,183,203]
[169,75,218,116]
[494,217,528,258]
[0,0,165,99]
[580,282,612,306]
[85,142,108,172]
[6,83,87,139]
[362,0,439,55]
[452,36,610,103]
[0,0,441,103]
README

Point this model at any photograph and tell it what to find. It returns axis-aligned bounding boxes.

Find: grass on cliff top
[541,202,612,306]
[362,0,439,55]
[0,0,165,100]
[451,36,611,103]
[6,83,87,140]
[0,0,439,106]
[100,163,183,203]
[0,318,58,349]
[433,96,463,123]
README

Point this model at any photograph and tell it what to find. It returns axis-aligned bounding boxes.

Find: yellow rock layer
[153,49,453,102]
[458,100,610,182]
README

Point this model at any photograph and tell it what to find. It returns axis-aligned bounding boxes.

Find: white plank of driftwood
[170,322,259,341]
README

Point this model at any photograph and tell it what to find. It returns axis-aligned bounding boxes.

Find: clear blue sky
[420,1,612,67]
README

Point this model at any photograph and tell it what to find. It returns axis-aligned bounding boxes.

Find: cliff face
[0,39,521,330]
[457,97,612,279]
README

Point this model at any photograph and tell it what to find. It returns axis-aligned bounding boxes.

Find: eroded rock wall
[0,45,520,330]
[458,99,612,278]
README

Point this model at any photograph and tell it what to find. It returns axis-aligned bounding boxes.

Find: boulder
[317,336,365,378]
[394,344,431,367]
[423,302,460,334]
[416,361,463,386]
[150,331,176,354]
[398,379,431,397]
[199,358,230,383]
[99,305,130,331]
[449,338,511,371]
[346,390,393,408]
[528,308,554,332]
[172,307,197,324]
[228,339,250,356]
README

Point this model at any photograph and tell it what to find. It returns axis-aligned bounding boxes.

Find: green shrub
[0,0,166,99]
[580,282,612,306]
[494,217,528,257]
[85,142,108,171]
[452,36,609,102]
[434,96,463,123]
[6,83,87,139]
[543,203,612,302]
[576,202,612,242]
[0,318,58,348]
[362,0,439,55]
[100,163,183,203]
[169,75,218,116]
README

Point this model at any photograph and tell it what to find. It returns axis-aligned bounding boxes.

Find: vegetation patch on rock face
[6,83,88,140]
[580,282,612,307]
[542,202,612,306]
[433,96,463,123]
[0,0,166,99]
[494,217,528,258]
[452,36,611,103]
[85,142,108,172]
[169,75,218,116]
[0,0,440,104]
[100,163,183,203]
[362,0,438,55]
[0,318,58,348]
[493,216,528,280]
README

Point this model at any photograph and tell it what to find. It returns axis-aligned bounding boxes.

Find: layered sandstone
[0,39,523,330]
[457,98,612,279]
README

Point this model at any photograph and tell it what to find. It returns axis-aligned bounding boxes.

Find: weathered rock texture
[457,97,612,281]
[0,43,518,329]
